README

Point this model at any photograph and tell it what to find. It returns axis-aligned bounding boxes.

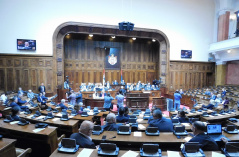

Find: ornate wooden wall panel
[0,69,5,90]
[0,56,54,93]
[64,38,159,89]
[170,61,215,90]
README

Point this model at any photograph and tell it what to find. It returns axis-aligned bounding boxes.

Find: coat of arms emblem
[108,54,117,65]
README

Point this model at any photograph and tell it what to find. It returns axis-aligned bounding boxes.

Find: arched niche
[53,22,170,89]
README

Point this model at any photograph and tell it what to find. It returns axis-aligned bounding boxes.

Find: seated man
[204,88,211,96]
[144,83,152,91]
[37,93,48,110]
[202,99,216,110]
[221,88,227,98]
[134,84,141,91]
[18,87,25,95]
[124,107,130,119]
[210,93,217,100]
[112,80,118,85]
[120,86,126,95]
[11,106,21,121]
[17,94,29,110]
[148,109,174,132]
[102,113,122,131]
[176,111,189,123]
[59,99,68,110]
[129,84,134,91]
[179,89,184,94]
[9,97,20,108]
[188,121,218,151]
[0,93,8,104]
[27,90,35,100]
[121,80,126,85]
[70,120,96,148]
[116,107,129,123]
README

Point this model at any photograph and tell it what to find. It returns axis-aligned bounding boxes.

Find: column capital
[218,9,230,16]
[216,61,227,65]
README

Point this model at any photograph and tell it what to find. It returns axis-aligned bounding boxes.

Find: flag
[121,69,123,83]
[103,68,105,94]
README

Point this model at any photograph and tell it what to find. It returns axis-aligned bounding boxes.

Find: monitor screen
[181,50,192,58]
[17,39,36,50]
[207,124,222,134]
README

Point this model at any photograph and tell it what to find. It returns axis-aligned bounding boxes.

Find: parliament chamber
[1,0,239,157]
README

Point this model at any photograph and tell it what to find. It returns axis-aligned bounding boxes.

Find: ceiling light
[132,37,136,40]
[227,50,231,53]
[152,39,156,42]
[67,34,70,36]
[89,34,93,37]
[111,36,115,39]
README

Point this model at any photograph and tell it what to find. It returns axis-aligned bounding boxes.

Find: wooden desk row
[19,113,79,137]
[50,148,223,157]
[200,111,239,122]
[0,138,17,157]
[169,109,214,118]
[0,119,58,157]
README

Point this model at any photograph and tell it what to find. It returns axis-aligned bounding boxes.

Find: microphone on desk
[101,135,116,141]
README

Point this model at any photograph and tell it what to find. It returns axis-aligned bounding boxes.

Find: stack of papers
[122,150,138,157]
[134,132,142,137]
[167,151,180,157]
[10,121,19,125]
[77,148,94,157]
[33,128,45,133]
[138,124,146,129]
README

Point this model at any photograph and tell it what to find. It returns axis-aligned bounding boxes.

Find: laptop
[207,124,230,142]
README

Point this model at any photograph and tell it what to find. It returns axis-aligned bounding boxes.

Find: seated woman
[74,102,84,115]
[176,111,189,123]
[11,106,21,121]
[116,107,129,123]
[222,97,229,109]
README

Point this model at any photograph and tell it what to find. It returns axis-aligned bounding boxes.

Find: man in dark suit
[70,120,95,148]
[102,113,122,131]
[38,83,46,93]
[148,109,174,132]
[116,107,129,123]
[9,97,20,108]
[37,93,48,110]
[188,121,218,151]
[59,99,68,110]
[17,94,29,111]
[11,106,21,121]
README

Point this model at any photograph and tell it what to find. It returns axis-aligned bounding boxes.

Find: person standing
[174,90,182,110]
[116,90,124,108]
[67,90,76,106]
[38,83,46,93]
[103,93,114,111]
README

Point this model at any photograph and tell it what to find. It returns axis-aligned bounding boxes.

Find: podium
[126,93,149,111]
